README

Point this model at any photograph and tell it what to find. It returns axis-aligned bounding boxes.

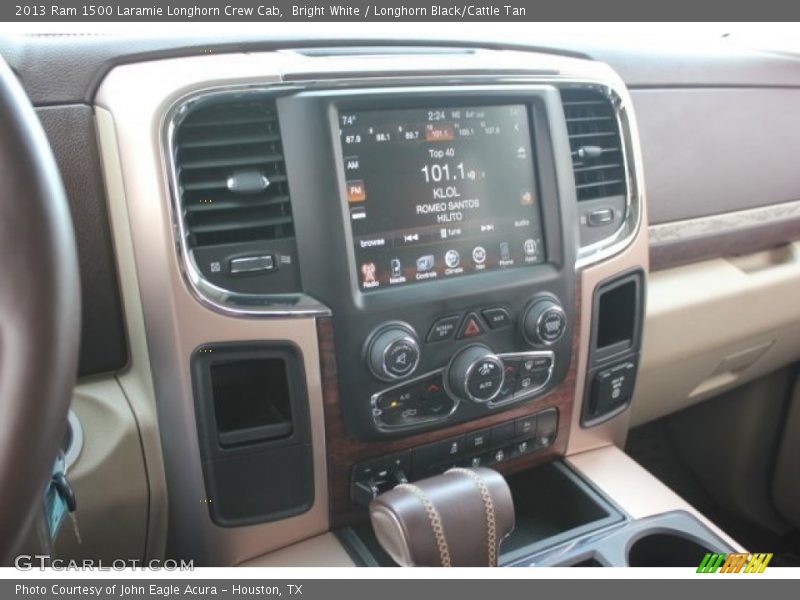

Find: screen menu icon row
[359,238,542,289]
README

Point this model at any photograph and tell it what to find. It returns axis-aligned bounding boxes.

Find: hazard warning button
[457,312,486,340]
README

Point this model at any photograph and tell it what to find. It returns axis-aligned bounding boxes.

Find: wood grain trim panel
[318,283,581,528]
[649,200,800,271]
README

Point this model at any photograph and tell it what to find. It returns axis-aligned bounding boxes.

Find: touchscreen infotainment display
[338,104,545,292]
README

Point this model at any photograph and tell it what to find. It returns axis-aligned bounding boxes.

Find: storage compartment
[192,342,314,526]
[583,270,644,426]
[210,358,293,447]
[337,461,624,567]
[336,462,735,568]
[499,462,625,562]
[596,280,637,352]
[627,533,713,567]
[591,270,643,362]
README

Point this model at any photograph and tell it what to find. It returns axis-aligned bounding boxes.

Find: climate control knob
[448,344,505,404]
[522,298,567,346]
[366,324,421,382]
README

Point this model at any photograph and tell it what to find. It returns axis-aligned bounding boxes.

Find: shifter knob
[369,467,515,567]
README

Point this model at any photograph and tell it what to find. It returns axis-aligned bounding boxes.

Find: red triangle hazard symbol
[464,318,481,337]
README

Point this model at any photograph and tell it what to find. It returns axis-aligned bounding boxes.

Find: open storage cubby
[337,461,736,568]
[192,341,314,526]
[209,357,293,447]
[337,461,625,566]
[499,462,625,562]
[582,269,645,426]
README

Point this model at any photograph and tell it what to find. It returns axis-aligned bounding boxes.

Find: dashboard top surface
[2,31,800,106]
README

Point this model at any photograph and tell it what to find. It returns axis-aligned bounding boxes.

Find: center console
[281,86,576,441]
[97,46,653,564]
[269,84,584,517]
[165,72,641,524]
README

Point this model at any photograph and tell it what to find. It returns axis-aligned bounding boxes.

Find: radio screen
[339,104,545,291]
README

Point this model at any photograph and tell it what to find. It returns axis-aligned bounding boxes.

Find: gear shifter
[369,467,515,567]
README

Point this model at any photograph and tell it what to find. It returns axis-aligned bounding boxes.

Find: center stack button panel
[367,300,562,433]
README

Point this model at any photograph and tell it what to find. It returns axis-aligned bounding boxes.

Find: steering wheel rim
[0,56,81,562]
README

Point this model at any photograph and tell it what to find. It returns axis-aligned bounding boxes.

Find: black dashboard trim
[36,104,129,376]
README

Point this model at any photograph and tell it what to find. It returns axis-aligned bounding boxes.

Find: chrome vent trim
[163,87,330,318]
[558,83,643,268]
[561,88,627,202]
[174,98,295,248]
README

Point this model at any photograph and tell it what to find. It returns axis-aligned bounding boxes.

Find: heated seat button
[536,408,559,440]
[463,428,492,453]
[426,315,461,343]
[491,421,515,445]
[413,437,465,466]
[515,414,538,438]
[457,312,486,339]
[481,307,512,329]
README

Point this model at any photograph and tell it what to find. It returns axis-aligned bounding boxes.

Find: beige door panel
[634,242,800,426]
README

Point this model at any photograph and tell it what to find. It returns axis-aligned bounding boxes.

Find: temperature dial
[448,344,505,404]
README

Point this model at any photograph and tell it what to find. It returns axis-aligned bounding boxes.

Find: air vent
[174,99,294,248]
[561,88,627,202]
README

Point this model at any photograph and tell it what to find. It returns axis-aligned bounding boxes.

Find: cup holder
[501,504,733,567]
[627,532,713,567]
